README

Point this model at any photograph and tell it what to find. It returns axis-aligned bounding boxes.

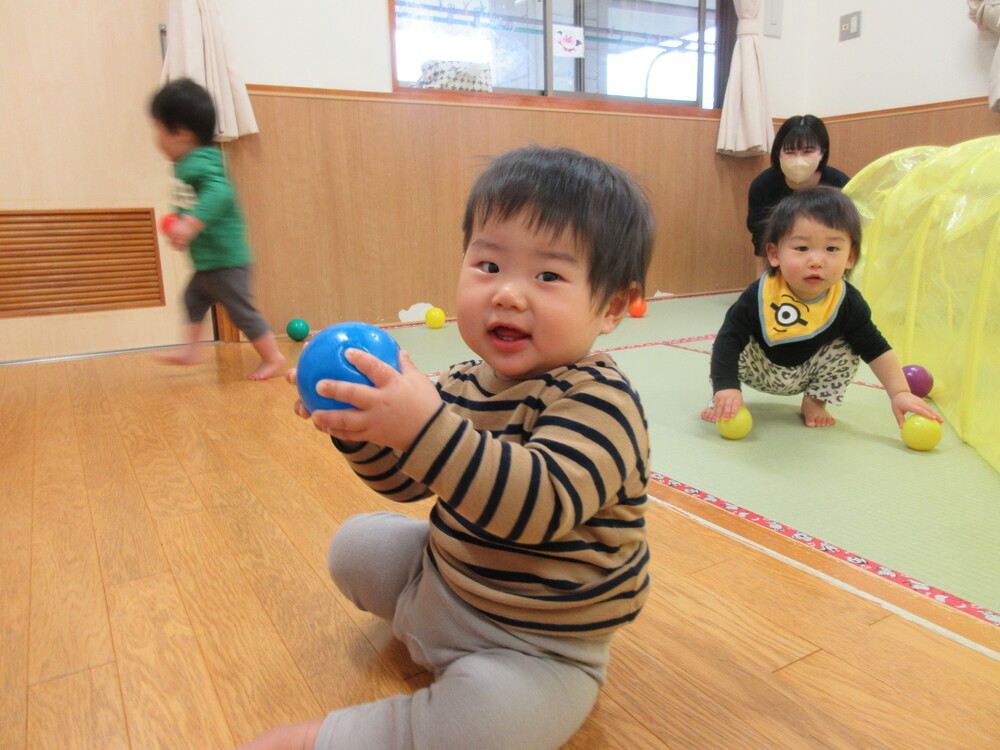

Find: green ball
[286,318,310,342]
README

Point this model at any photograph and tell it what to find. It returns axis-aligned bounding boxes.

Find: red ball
[160,212,179,235]
[629,298,648,318]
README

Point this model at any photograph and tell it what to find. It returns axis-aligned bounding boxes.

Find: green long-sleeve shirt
[171,146,251,271]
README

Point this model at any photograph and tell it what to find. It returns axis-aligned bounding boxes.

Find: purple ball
[903,364,934,399]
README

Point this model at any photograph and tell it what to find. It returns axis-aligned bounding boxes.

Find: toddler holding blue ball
[240,146,654,750]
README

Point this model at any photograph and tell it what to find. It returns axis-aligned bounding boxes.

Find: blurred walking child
[149,78,284,380]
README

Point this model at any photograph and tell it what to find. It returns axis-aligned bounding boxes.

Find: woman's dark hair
[149,78,216,146]
[764,187,862,275]
[769,114,831,171]
[462,146,654,307]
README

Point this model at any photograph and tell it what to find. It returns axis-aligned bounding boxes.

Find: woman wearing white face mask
[747,115,850,258]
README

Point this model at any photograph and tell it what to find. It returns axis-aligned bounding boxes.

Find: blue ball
[296,322,401,412]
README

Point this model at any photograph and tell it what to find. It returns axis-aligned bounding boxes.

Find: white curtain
[161,0,258,141]
[968,0,1000,113]
[716,0,773,157]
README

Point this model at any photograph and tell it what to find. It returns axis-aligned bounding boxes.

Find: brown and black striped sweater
[334,352,651,636]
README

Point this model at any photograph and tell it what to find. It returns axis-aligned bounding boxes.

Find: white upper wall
[216,0,393,92]
[761,0,995,118]
[214,0,995,116]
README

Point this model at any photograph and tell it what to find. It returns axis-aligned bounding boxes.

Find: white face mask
[780,154,821,185]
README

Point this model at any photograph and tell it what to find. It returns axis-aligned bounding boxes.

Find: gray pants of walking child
[315,512,612,750]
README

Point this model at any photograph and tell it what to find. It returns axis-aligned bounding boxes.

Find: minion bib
[757,272,845,346]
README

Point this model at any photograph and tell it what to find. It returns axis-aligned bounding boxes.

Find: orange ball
[629,298,648,318]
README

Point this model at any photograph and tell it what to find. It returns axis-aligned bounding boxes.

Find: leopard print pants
[737,337,860,405]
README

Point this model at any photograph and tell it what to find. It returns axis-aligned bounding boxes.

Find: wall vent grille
[0,209,164,318]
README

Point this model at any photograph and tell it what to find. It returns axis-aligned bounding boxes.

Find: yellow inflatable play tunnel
[843,136,1000,473]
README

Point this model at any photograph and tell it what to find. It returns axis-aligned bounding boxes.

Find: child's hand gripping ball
[160,212,179,235]
[296,322,401,413]
[717,406,753,440]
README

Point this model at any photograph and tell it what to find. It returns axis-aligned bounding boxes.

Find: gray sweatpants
[316,512,611,750]
[183,265,270,341]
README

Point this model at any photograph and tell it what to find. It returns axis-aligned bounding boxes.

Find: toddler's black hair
[150,78,216,146]
[462,146,654,307]
[769,114,831,171]
[764,187,862,275]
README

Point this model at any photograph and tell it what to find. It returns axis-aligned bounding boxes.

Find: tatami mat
[382,294,1000,625]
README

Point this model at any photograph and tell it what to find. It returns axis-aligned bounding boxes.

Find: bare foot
[700,405,718,422]
[248,353,286,381]
[151,347,204,366]
[800,396,836,427]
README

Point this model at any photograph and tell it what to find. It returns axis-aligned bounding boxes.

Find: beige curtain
[161,0,258,141]
[968,0,1000,113]
[716,0,773,156]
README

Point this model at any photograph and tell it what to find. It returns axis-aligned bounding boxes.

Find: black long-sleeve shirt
[710,277,891,392]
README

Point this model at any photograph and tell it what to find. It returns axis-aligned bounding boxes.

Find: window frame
[388,0,734,112]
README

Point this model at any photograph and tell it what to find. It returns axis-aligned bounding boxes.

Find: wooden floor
[2,341,999,750]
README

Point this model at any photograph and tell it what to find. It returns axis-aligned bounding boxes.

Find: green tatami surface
[385,294,1000,621]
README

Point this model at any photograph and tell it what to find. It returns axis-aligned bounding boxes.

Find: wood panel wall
[224,90,1000,334]
[0,0,192,365]
[224,89,765,331]
[826,98,1000,177]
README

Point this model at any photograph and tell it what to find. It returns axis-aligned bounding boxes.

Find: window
[392,0,733,108]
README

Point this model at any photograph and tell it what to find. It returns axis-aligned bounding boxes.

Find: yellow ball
[717,406,752,440]
[901,414,942,451]
[425,307,446,329]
